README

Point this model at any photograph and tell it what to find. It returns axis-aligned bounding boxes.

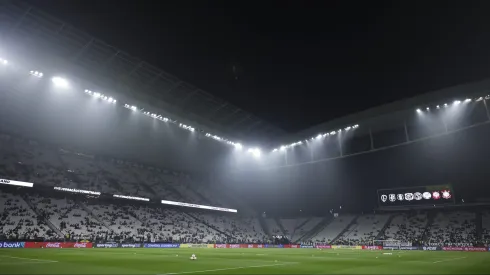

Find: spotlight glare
[436,105,440,109]
[51,77,69,88]
[316,134,322,139]
[416,108,421,112]
[30,70,43,78]
[426,107,430,111]
[280,146,286,151]
[453,100,461,105]
[465,98,471,102]
[235,143,243,150]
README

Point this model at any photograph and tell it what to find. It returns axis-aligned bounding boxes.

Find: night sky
[24,0,490,132]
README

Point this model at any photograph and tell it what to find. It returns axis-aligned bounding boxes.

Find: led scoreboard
[377,185,454,207]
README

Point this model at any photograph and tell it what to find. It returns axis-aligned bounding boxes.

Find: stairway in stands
[297,216,333,242]
[375,213,396,239]
[331,215,359,243]
[275,218,287,236]
[22,194,64,237]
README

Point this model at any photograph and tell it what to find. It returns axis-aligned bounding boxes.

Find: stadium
[1,1,490,274]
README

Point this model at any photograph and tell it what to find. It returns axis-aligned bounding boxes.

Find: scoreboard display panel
[377,185,454,207]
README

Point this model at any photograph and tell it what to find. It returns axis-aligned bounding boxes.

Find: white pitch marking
[159,262,297,275]
[0,261,56,265]
[432,257,467,264]
[0,255,58,263]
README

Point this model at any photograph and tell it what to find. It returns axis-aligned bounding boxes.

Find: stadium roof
[1,0,287,145]
[2,0,490,156]
[277,78,490,148]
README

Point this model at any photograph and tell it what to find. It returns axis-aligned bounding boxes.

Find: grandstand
[1,2,490,275]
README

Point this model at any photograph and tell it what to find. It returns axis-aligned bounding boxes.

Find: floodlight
[345,126,351,131]
[272,148,278,152]
[234,143,243,150]
[280,146,286,151]
[465,98,471,102]
[316,134,322,139]
[416,108,421,113]
[0,58,7,65]
[453,100,461,105]
[30,70,43,78]
[436,105,440,109]
[51,77,69,88]
[426,107,430,111]
[252,149,261,158]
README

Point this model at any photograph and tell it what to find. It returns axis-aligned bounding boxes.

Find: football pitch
[0,248,489,274]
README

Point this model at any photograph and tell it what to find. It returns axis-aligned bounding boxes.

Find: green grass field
[0,248,489,274]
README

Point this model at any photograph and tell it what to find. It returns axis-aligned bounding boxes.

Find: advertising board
[442,247,487,252]
[144,243,180,248]
[422,246,441,251]
[94,243,119,248]
[121,243,142,248]
[25,242,92,248]
[181,244,208,248]
[0,242,25,248]
[383,246,419,250]
[362,246,383,250]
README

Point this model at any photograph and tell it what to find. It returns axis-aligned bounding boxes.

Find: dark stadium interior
[2,0,490,267]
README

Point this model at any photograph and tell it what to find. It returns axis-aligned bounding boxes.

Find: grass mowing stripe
[158,262,298,275]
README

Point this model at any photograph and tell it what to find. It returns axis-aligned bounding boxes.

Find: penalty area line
[0,261,56,265]
[433,257,467,264]
[0,255,58,263]
[158,262,298,275]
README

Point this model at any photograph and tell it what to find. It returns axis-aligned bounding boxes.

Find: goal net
[373,239,403,251]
